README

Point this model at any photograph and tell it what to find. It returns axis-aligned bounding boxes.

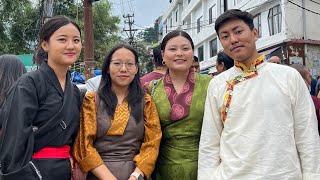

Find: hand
[128,176,136,180]
[102,174,117,180]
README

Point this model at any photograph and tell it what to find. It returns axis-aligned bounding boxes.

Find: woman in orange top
[73,43,162,180]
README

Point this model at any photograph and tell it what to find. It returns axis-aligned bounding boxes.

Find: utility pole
[123,14,138,45]
[83,0,98,80]
[40,0,53,26]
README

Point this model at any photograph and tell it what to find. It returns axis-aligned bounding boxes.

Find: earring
[162,61,166,65]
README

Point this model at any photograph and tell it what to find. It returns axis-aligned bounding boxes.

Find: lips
[118,75,130,78]
[174,59,186,63]
[231,45,244,51]
[65,52,76,56]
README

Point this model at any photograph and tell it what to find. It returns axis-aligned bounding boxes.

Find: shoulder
[84,91,96,101]
[265,62,295,72]
[15,70,41,87]
[144,93,153,103]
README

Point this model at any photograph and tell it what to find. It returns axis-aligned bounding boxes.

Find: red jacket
[311,96,320,135]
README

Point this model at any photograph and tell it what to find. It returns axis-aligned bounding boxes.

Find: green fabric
[151,74,211,180]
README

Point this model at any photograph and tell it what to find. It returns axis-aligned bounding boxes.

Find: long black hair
[0,55,27,107]
[33,15,81,65]
[98,43,145,122]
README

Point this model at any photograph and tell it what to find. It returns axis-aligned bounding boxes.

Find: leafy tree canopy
[0,0,121,70]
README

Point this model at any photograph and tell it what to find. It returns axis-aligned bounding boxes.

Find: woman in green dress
[148,30,212,180]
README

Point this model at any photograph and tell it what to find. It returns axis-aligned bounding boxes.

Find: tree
[92,0,121,68]
[0,0,121,71]
[0,0,39,54]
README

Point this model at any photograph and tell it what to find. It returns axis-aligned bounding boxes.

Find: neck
[169,69,189,83]
[112,86,129,105]
[47,60,68,88]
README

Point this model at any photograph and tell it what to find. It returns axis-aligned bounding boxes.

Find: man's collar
[234,54,266,73]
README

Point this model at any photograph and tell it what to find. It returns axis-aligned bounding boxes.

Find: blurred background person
[290,63,320,135]
[86,75,101,92]
[192,56,200,73]
[0,54,27,129]
[215,51,234,74]
[267,56,281,64]
[140,45,167,86]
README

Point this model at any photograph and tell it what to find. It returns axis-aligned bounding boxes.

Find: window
[228,0,243,8]
[175,10,178,22]
[253,14,262,38]
[166,25,167,33]
[197,16,202,33]
[188,0,191,4]
[209,4,216,24]
[198,46,204,62]
[268,5,282,36]
[170,18,173,28]
[209,38,217,57]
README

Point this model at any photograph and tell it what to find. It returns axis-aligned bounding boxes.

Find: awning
[259,47,280,55]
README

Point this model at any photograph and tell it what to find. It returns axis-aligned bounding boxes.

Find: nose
[176,49,183,56]
[66,40,75,49]
[120,63,128,72]
[230,33,239,44]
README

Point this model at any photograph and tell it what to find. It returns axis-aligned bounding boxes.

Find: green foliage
[134,41,153,75]
[0,0,121,71]
[92,0,121,68]
[135,19,161,74]
[0,0,39,54]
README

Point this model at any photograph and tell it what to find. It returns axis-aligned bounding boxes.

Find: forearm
[91,164,116,180]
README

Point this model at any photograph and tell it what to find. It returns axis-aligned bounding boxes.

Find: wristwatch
[131,172,144,180]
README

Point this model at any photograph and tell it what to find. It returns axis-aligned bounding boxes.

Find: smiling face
[41,23,81,68]
[162,35,194,72]
[109,47,138,92]
[218,19,259,67]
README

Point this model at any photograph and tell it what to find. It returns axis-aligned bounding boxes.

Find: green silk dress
[151,73,211,180]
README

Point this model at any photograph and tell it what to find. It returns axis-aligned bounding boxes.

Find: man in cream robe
[198,9,320,180]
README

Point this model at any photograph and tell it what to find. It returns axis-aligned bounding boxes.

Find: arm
[290,71,320,179]
[133,94,162,178]
[72,92,114,179]
[91,164,116,180]
[0,77,38,174]
[198,80,223,180]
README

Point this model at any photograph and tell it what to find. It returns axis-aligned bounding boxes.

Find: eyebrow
[220,25,241,34]
[56,35,80,38]
[111,59,135,62]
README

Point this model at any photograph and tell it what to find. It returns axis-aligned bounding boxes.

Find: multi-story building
[161,0,320,75]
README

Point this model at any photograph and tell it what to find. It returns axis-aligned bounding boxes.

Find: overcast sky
[110,0,170,28]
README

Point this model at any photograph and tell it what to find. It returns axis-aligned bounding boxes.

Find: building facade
[161,0,320,75]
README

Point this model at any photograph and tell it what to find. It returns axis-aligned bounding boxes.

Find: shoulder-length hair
[98,43,145,122]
